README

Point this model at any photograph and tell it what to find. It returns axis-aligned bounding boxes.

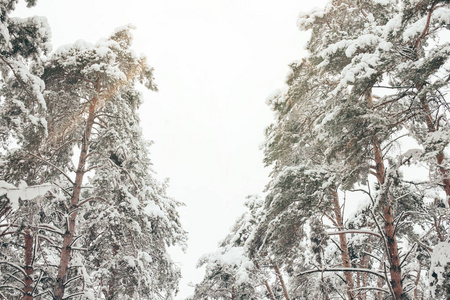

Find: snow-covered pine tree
[0,0,50,149]
[261,55,366,299]
[79,49,186,298]
[382,1,450,297]
[291,0,450,298]
[258,0,450,299]
[33,26,186,300]
[0,1,53,299]
[2,14,186,299]
[191,196,271,300]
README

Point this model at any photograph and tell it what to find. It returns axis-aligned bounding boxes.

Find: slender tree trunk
[356,271,362,300]
[53,96,98,300]
[413,265,421,300]
[23,229,33,300]
[361,248,370,300]
[254,260,275,300]
[373,137,404,299]
[383,193,403,299]
[368,91,404,299]
[377,262,383,300]
[264,280,276,300]
[271,262,290,300]
[331,189,355,300]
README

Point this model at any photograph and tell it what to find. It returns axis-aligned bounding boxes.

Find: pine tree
[0,1,53,299]
[1,5,187,298]
[80,73,186,298]
[192,196,272,300]
[256,0,450,299]
[34,26,186,300]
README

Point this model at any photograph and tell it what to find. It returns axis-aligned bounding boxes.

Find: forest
[1,0,450,299]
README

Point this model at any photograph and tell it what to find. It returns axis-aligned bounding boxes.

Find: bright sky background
[16,0,328,298]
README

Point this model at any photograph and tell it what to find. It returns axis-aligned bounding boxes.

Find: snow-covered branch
[297,267,386,279]
[327,229,382,239]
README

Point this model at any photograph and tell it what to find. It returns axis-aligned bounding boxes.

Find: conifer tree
[223,1,450,299]
[0,1,53,299]
[1,3,187,298]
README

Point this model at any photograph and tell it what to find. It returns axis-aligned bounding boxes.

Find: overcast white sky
[16,0,328,298]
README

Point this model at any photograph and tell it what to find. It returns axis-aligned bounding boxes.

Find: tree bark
[53,96,98,300]
[23,229,33,300]
[377,262,383,300]
[383,194,403,300]
[368,91,404,299]
[272,262,290,300]
[331,189,355,300]
[263,280,276,300]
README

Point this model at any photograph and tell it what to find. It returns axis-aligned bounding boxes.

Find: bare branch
[327,229,382,239]
[34,289,53,298]
[383,262,396,299]
[62,291,86,299]
[76,196,108,208]
[297,267,386,279]
[26,152,74,185]
[63,275,82,287]
[0,261,27,276]
[351,286,389,293]
[1,272,25,286]
[0,284,25,294]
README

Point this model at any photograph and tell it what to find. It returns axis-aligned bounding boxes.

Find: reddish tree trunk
[272,263,290,300]
[264,280,276,300]
[53,97,98,300]
[369,92,404,299]
[377,262,383,300]
[23,229,33,300]
[383,197,403,299]
[372,138,404,299]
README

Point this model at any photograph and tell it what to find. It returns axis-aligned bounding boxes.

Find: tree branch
[327,229,382,239]
[26,152,74,185]
[297,267,386,279]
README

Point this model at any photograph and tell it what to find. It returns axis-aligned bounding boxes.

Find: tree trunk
[264,280,276,300]
[254,260,275,300]
[372,137,404,299]
[331,189,355,300]
[377,262,383,300]
[368,91,404,299]
[23,229,33,300]
[361,250,370,300]
[53,96,98,300]
[383,195,403,299]
[272,262,290,300]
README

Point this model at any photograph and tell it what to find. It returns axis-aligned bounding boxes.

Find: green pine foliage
[194,1,450,299]
[0,2,186,300]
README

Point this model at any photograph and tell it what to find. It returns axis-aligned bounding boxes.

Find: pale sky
[15,0,328,298]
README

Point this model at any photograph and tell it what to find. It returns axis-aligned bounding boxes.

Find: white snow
[430,242,450,296]
[373,0,396,5]
[0,180,53,210]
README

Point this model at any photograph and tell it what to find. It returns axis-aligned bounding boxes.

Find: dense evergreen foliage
[194,0,450,299]
[2,0,450,299]
[0,1,186,299]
